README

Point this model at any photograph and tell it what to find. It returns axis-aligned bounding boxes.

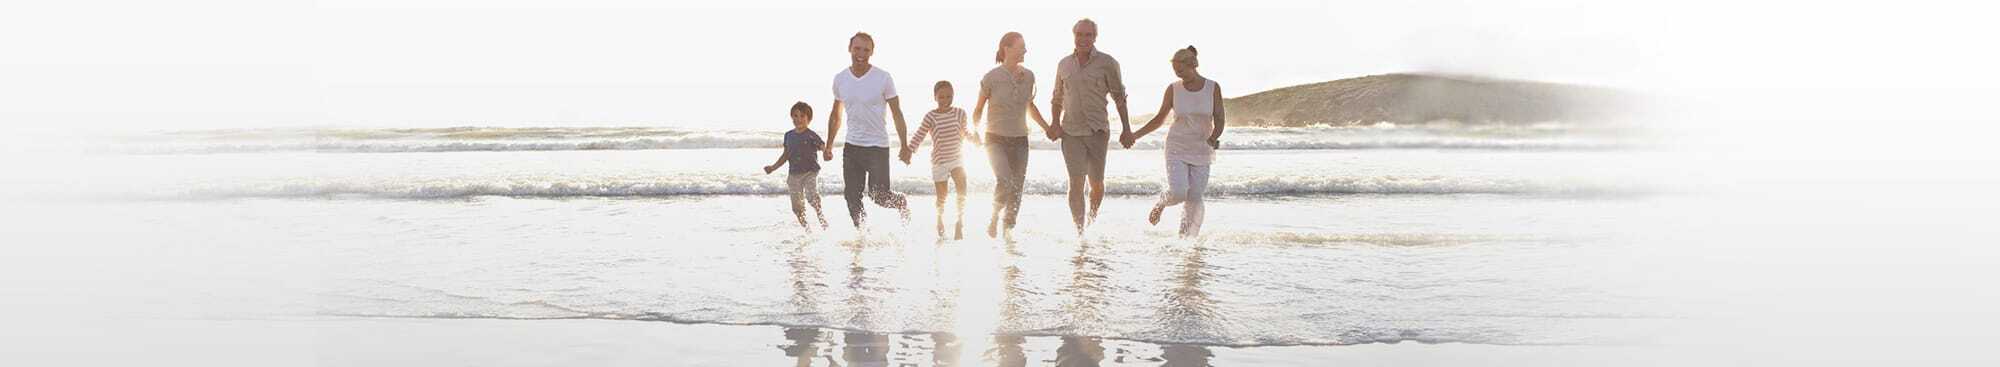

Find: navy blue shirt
[783,129,824,174]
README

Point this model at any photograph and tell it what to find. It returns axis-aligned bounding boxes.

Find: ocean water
[4,124,1696,362]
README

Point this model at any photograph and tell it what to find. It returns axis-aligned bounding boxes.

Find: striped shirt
[909,107,969,166]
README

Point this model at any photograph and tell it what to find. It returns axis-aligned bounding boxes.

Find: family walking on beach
[765,19,1227,239]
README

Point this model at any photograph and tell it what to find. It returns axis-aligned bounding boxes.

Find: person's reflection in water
[1118,243,1224,366]
[1168,245,1215,314]
[788,242,827,324]
[982,335,1027,367]
[1155,243,1225,341]
[784,244,833,366]
[996,255,1027,330]
[1159,344,1213,367]
[1054,336,1106,367]
[1062,240,1109,334]
[779,327,823,367]
[837,332,891,367]
[929,332,962,366]
[844,241,883,329]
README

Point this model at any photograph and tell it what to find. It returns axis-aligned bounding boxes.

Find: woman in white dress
[1121,46,1225,238]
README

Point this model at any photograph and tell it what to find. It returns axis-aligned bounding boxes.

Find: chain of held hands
[881,124,1219,165]
[873,117,1219,165]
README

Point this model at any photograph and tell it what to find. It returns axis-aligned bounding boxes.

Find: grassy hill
[1207,73,1633,127]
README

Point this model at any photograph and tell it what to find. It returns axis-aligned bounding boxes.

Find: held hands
[1118,129,1136,148]
[822,146,834,161]
[898,147,914,164]
[1044,123,1063,142]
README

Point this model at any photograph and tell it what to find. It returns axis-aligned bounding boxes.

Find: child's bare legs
[951,167,968,240]
[933,180,949,237]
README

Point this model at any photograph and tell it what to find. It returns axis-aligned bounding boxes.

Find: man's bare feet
[1148,205,1165,225]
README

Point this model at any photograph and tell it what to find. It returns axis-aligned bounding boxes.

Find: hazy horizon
[11,1,1992,135]
[7,0,1690,133]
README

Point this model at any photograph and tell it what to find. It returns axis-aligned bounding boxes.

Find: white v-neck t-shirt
[832,66,899,148]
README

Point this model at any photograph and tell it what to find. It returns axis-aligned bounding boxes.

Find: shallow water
[2,126,1688,350]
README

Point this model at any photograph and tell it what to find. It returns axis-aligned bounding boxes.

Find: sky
[2,0,1996,133]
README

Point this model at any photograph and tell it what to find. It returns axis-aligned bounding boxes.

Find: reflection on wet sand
[930,332,962,367]
[984,335,1027,367]
[1153,243,1221,366]
[841,332,891,367]
[996,241,1029,332]
[781,327,824,367]
[1062,240,1111,335]
[788,242,827,325]
[1159,344,1214,367]
[777,328,1216,367]
[978,240,1031,367]
[1156,243,1226,341]
[775,239,1219,366]
[1054,336,1105,366]
[845,242,883,329]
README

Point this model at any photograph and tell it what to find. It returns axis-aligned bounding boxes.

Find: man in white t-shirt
[826,32,911,227]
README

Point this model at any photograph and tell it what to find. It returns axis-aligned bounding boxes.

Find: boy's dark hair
[790,101,812,118]
[933,80,952,93]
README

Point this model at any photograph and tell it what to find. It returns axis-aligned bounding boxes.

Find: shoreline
[25,316,1696,366]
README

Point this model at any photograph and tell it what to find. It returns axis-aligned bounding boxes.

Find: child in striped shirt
[901,81,974,239]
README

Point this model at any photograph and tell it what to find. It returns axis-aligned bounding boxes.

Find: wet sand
[18,317,1708,366]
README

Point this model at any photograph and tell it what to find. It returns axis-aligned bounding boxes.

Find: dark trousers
[986,134,1030,227]
[842,145,907,226]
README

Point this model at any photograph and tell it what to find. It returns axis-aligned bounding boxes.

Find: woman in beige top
[971,31,1056,241]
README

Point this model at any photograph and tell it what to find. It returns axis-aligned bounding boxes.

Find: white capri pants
[1157,160,1211,237]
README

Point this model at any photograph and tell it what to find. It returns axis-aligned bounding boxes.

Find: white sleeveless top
[1165,78,1217,165]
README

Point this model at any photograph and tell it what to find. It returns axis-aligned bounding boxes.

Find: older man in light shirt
[1049,18,1130,233]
